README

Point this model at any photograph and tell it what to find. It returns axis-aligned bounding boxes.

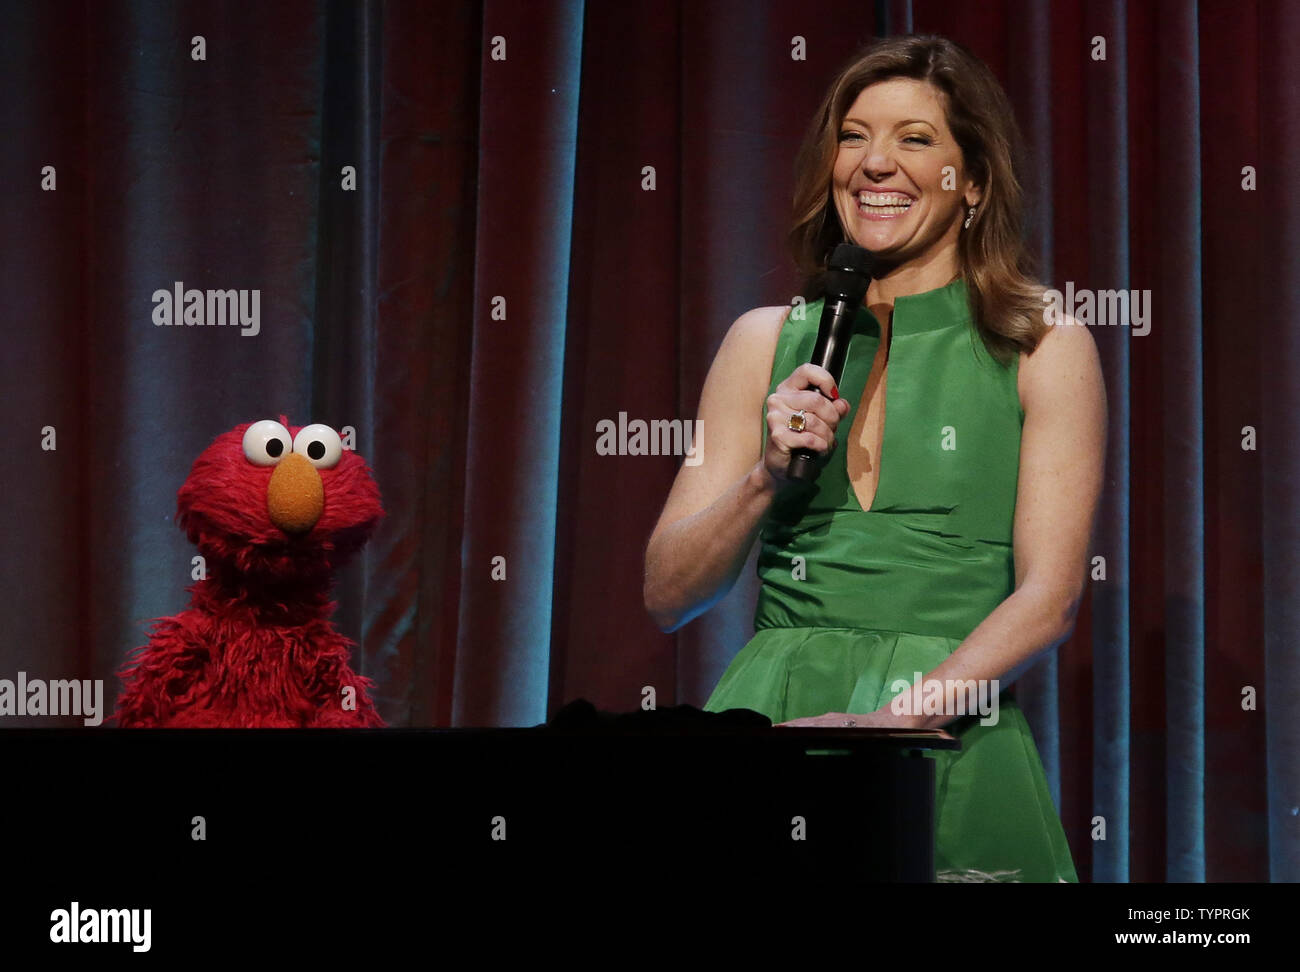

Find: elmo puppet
[114,416,386,727]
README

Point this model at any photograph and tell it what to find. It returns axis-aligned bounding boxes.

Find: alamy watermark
[1042,282,1150,336]
[889,673,1000,726]
[152,281,260,336]
[50,902,151,952]
[0,673,103,726]
[596,412,702,466]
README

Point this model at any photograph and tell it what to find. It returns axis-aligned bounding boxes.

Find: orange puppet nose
[267,452,324,534]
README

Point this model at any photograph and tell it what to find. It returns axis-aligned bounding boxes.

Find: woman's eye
[838,130,865,142]
[903,135,932,145]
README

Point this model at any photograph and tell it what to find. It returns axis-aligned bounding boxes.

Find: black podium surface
[3,722,959,884]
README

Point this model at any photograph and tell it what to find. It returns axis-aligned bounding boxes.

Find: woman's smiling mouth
[855,190,915,218]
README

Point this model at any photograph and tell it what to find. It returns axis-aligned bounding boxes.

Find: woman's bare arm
[643,306,786,632]
[643,305,851,631]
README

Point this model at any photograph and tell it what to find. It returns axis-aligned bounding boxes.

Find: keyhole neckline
[841,277,969,514]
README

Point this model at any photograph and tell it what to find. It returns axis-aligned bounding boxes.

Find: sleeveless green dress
[703,277,1078,883]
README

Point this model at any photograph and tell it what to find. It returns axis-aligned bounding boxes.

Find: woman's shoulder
[715,304,792,365]
[705,305,792,399]
[727,304,793,339]
[1017,310,1100,368]
[1016,312,1103,414]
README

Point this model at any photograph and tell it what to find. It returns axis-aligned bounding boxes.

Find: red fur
[114,416,386,728]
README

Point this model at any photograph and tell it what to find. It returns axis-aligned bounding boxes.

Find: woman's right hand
[761,363,852,487]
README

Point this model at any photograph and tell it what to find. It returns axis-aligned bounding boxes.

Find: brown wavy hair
[789,34,1047,364]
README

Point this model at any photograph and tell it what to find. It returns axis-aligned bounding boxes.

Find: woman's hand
[774,708,919,729]
[760,363,852,488]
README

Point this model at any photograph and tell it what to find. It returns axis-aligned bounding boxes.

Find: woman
[643,35,1106,883]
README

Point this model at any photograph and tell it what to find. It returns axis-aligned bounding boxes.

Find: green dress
[703,277,1078,883]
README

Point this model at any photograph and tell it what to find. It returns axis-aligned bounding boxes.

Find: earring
[963,205,977,230]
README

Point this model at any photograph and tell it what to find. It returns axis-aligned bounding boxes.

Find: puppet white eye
[293,424,343,469]
[242,420,292,466]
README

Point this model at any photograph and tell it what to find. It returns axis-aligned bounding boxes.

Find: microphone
[786,243,875,483]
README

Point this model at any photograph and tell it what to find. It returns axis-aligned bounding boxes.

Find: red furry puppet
[114,417,386,727]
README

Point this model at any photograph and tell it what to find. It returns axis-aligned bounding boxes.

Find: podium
[538,722,958,881]
[4,724,958,884]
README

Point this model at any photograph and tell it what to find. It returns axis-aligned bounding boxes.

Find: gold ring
[786,409,807,433]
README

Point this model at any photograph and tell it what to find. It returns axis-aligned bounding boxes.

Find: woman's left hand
[774,708,918,729]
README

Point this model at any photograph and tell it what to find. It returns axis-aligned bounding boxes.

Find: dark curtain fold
[1,0,1295,882]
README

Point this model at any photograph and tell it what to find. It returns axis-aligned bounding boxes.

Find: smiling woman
[834,82,976,260]
[643,35,1107,883]
[789,35,1050,364]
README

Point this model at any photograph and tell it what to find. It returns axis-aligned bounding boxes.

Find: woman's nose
[862,145,896,178]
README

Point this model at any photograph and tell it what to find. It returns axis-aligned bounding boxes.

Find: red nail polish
[830,384,839,400]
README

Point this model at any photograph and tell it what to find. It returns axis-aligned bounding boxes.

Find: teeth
[857,191,912,213]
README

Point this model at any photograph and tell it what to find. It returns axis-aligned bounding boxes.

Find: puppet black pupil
[267,439,283,457]
[308,441,325,460]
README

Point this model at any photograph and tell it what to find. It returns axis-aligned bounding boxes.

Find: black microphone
[786,243,875,483]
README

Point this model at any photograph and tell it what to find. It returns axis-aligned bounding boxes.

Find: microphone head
[824,243,874,303]
[828,243,874,276]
